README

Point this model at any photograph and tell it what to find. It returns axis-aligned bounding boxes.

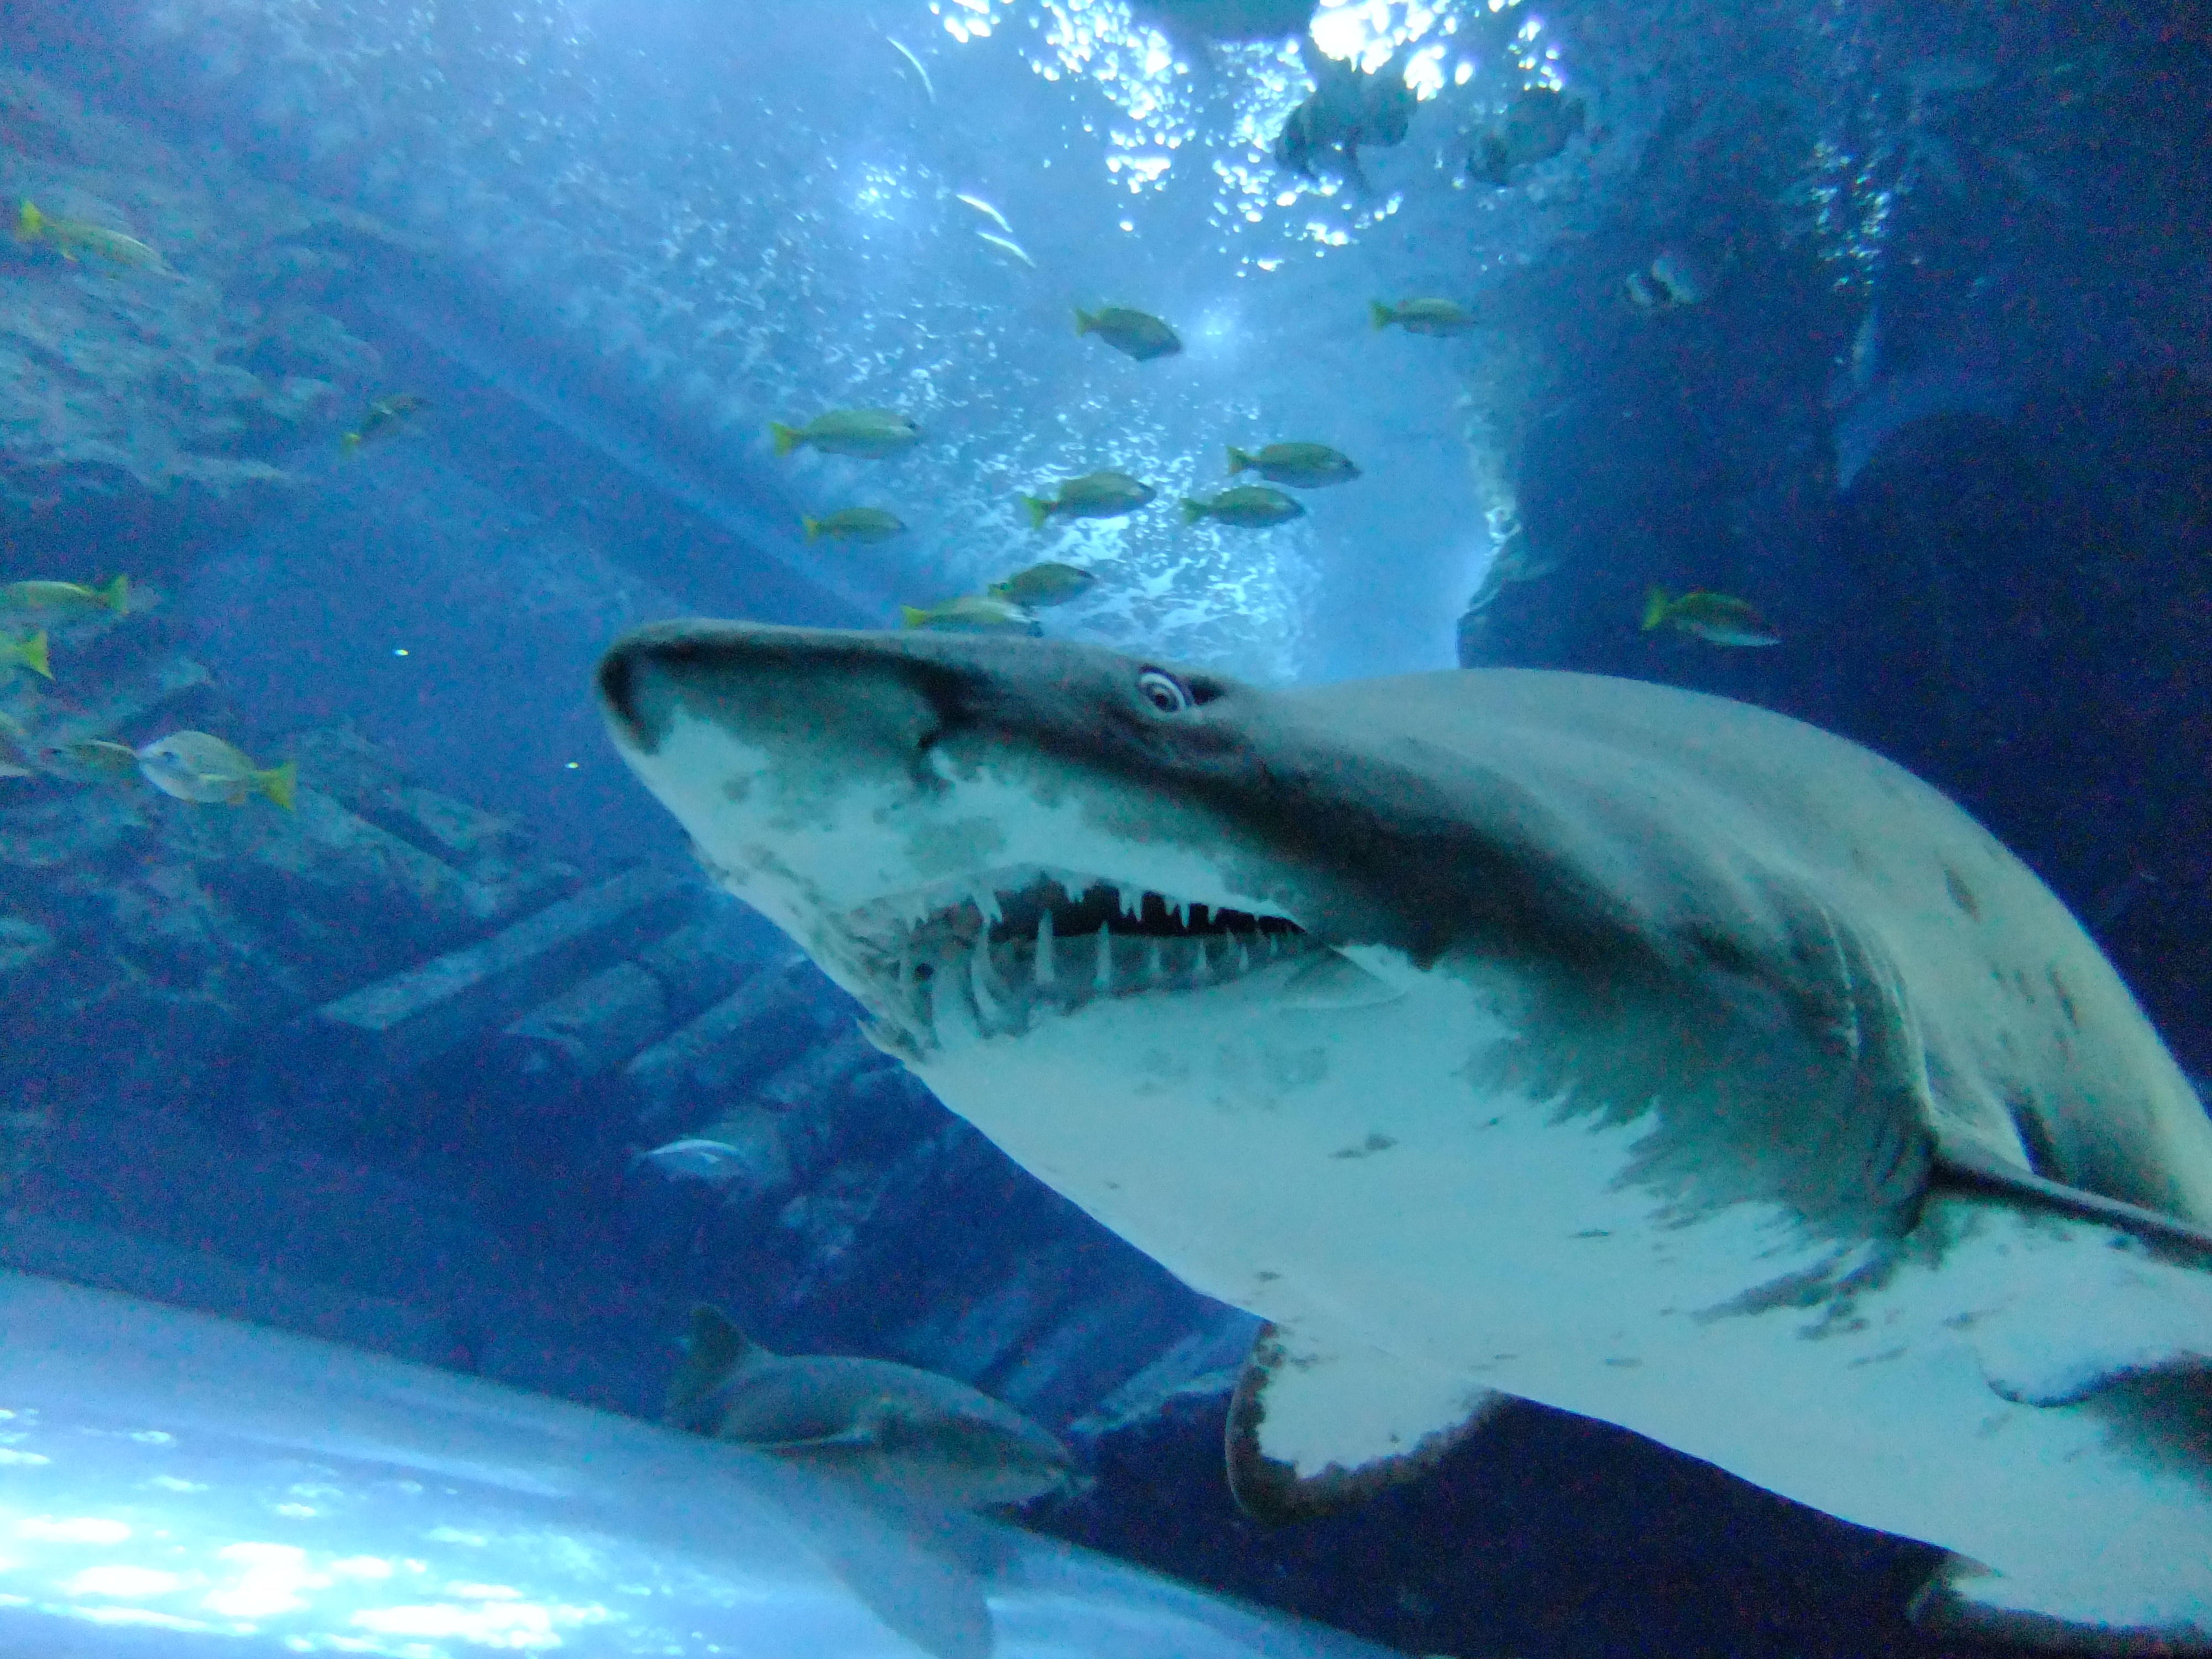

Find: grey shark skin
[597,620,2212,1652]
[665,1303,1079,1511]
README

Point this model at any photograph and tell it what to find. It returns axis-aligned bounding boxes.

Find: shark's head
[596,620,1607,1066]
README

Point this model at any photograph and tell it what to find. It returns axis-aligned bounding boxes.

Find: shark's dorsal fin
[664,1303,768,1433]
[1224,1322,1509,1524]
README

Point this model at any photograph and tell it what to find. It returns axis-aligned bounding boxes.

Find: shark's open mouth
[832,865,1315,1053]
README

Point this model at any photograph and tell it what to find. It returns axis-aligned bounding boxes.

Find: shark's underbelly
[911,978,2212,1617]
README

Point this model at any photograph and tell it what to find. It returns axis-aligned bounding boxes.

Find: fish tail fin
[1226,446,1251,475]
[15,631,50,680]
[15,200,41,243]
[769,421,802,458]
[341,431,363,454]
[1073,307,1095,336]
[801,516,821,542]
[1021,494,1051,530]
[259,759,298,812]
[102,574,129,615]
[899,606,930,629]
[1369,300,1393,330]
[1641,587,1671,631]
[1181,498,1207,524]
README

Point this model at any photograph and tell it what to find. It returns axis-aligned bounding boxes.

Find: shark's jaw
[822,863,1323,1062]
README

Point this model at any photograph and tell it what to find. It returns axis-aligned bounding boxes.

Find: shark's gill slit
[843,868,1313,1052]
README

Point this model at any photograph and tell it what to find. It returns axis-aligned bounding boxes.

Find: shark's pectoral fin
[1947,1218,2212,1407]
[1912,1546,2212,1654]
[1225,1321,1509,1523]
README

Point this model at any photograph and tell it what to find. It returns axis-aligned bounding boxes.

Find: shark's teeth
[834,867,1314,1056]
[971,933,1003,1025]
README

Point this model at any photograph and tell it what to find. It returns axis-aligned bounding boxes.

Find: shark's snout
[596,620,975,773]
[593,630,657,747]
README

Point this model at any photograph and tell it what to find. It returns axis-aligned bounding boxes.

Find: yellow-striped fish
[1641,587,1780,648]
[17,201,171,274]
[2,575,129,615]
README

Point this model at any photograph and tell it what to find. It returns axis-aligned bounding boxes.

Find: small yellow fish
[899,595,1039,634]
[343,393,428,452]
[1370,298,1479,335]
[3,633,51,680]
[1181,486,1305,528]
[770,409,921,460]
[1641,587,1780,648]
[1225,442,1360,488]
[988,562,1097,608]
[1074,307,1181,362]
[1021,472,1156,528]
[802,508,907,544]
[135,731,297,809]
[17,201,170,273]
[1,575,129,615]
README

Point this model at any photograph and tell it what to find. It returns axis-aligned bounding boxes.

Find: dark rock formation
[0,64,416,526]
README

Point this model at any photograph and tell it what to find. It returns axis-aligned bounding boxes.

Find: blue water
[0,0,2206,1653]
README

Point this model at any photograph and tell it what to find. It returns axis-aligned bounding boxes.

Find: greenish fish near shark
[596,622,2212,1654]
[665,1304,1078,1511]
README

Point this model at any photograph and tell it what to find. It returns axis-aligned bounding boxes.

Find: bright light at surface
[15,1518,131,1545]
[59,1566,183,1599]
[1310,0,1450,71]
[204,1542,316,1618]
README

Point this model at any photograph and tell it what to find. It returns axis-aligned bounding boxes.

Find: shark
[665,1303,1079,1511]
[596,620,2212,1652]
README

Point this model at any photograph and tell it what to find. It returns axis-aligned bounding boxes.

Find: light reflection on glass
[4,1491,623,1656]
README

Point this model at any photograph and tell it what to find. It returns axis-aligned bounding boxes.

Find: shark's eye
[1136,667,1194,714]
